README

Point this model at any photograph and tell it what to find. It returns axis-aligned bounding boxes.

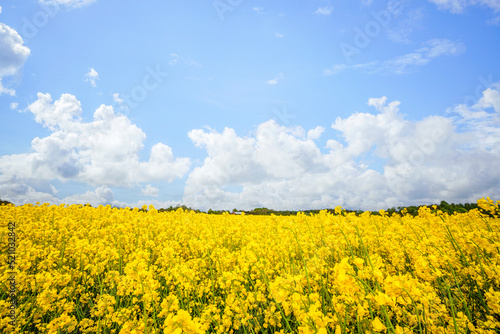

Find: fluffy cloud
[183,120,396,210]
[2,87,499,210]
[142,184,160,197]
[183,85,500,211]
[0,177,59,205]
[84,68,99,87]
[0,23,31,95]
[63,186,116,207]
[0,93,190,201]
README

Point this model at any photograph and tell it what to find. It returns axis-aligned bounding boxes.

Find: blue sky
[1,0,499,210]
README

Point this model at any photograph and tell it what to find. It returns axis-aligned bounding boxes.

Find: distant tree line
[207,201,482,217]
[0,197,12,206]
[157,205,202,213]
[0,197,490,217]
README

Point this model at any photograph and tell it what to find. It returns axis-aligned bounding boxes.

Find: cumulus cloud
[142,184,160,197]
[2,88,500,210]
[0,177,59,204]
[0,23,31,95]
[38,0,97,9]
[63,186,116,206]
[307,126,325,140]
[183,85,500,211]
[325,39,465,75]
[0,93,190,203]
[85,68,99,87]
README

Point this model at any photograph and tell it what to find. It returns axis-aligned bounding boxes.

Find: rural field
[1,198,499,334]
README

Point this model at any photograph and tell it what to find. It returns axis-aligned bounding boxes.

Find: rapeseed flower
[1,199,499,333]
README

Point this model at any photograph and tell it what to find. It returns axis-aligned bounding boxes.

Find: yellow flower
[372,317,387,332]
[374,291,393,306]
[357,304,367,318]
[353,257,364,268]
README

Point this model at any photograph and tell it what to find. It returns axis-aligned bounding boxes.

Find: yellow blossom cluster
[1,198,499,333]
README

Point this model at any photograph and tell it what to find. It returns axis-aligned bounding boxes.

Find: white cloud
[2,87,500,210]
[0,6,2,13]
[314,6,333,15]
[0,23,31,95]
[63,186,116,206]
[10,102,18,110]
[168,53,201,67]
[429,0,467,13]
[113,92,124,104]
[361,0,373,5]
[183,86,500,211]
[0,178,62,205]
[0,93,190,194]
[450,82,500,150]
[379,39,466,73]
[323,64,347,76]
[253,7,263,14]
[488,15,500,24]
[38,0,97,9]
[428,0,500,13]
[142,184,159,197]
[387,8,424,44]
[274,32,284,38]
[326,39,465,75]
[307,126,325,140]
[420,38,466,57]
[84,68,99,87]
[169,54,179,65]
[266,72,284,85]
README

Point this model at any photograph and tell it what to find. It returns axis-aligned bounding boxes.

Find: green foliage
[0,197,13,206]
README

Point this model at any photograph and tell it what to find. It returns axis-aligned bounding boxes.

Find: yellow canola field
[1,199,500,334]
